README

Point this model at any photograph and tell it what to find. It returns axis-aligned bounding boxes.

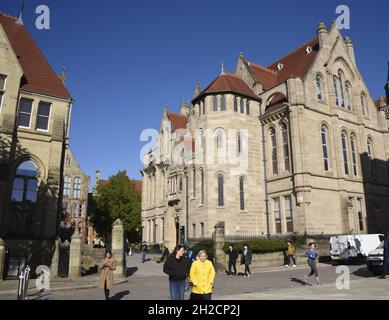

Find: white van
[330,234,384,264]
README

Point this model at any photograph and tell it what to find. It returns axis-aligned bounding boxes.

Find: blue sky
[1,0,389,186]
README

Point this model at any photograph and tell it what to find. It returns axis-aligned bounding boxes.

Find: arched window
[281,124,290,172]
[338,71,345,108]
[246,101,250,115]
[237,134,245,155]
[200,169,205,204]
[213,96,218,112]
[216,130,224,149]
[321,125,330,171]
[221,95,226,111]
[269,128,278,175]
[11,161,38,203]
[367,138,374,178]
[345,81,352,110]
[361,93,367,116]
[73,177,81,199]
[25,215,33,234]
[316,74,325,101]
[64,176,71,197]
[350,134,358,176]
[217,173,224,207]
[240,99,245,114]
[341,131,349,175]
[234,97,238,112]
[333,76,340,106]
[202,100,206,115]
[239,176,245,211]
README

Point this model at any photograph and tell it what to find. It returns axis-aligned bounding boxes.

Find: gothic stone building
[0,14,73,270]
[142,22,389,250]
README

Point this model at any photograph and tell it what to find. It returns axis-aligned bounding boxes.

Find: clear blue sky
[2,0,389,186]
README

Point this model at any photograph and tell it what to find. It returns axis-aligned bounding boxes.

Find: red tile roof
[194,72,259,101]
[249,38,320,90]
[167,112,188,130]
[0,14,72,100]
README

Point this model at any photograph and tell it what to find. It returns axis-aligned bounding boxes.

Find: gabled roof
[167,112,188,130]
[194,72,259,102]
[248,38,320,90]
[0,13,72,100]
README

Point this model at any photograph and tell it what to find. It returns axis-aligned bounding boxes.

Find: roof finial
[60,66,66,85]
[15,0,24,25]
[221,61,225,75]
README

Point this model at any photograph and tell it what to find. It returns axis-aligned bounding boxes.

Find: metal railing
[17,265,31,301]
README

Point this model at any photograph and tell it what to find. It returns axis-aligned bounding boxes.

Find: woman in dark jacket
[163,245,190,300]
[240,244,252,278]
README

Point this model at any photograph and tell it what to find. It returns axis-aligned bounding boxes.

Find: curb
[0,278,128,297]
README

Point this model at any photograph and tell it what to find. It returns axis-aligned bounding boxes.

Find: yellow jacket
[190,259,216,295]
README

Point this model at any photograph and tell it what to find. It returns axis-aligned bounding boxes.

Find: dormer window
[306,46,313,54]
[277,63,284,71]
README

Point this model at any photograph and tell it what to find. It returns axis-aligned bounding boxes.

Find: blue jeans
[141,251,146,263]
[169,280,186,300]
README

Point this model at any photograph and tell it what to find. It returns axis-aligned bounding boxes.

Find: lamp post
[184,167,189,246]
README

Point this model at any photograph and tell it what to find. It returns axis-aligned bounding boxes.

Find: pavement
[1,253,389,300]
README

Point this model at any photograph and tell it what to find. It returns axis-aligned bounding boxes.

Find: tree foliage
[90,171,141,242]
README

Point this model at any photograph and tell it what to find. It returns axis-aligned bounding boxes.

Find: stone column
[69,229,82,279]
[0,239,5,282]
[112,219,124,277]
[50,238,60,278]
[213,222,226,273]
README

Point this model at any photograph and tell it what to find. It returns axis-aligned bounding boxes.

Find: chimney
[344,37,356,66]
[95,170,101,184]
[180,102,190,116]
[317,22,328,48]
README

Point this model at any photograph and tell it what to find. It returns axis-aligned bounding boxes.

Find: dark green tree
[90,171,141,243]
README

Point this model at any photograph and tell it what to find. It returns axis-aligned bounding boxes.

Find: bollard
[17,266,31,300]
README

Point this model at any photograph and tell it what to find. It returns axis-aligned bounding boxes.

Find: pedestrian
[141,241,147,263]
[125,238,130,256]
[285,241,297,268]
[189,250,216,300]
[382,234,389,279]
[158,246,170,263]
[240,244,252,278]
[304,243,320,285]
[163,245,190,300]
[186,246,196,264]
[227,244,238,276]
[98,250,116,300]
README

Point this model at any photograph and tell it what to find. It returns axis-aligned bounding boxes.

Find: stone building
[0,13,74,270]
[60,148,90,244]
[141,21,389,250]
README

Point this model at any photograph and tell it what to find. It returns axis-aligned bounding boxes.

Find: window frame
[18,98,34,129]
[36,101,52,132]
[269,127,278,175]
[341,131,349,176]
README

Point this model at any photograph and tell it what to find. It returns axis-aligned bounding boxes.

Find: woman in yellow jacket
[189,250,216,300]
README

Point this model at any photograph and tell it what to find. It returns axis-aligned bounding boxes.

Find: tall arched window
[200,169,205,204]
[345,81,352,110]
[350,134,358,176]
[216,130,224,149]
[234,97,238,112]
[341,131,349,175]
[338,71,345,108]
[333,76,340,106]
[316,74,324,101]
[237,134,245,155]
[192,167,196,198]
[11,161,38,203]
[367,138,374,178]
[269,128,278,175]
[321,125,330,171]
[217,173,224,207]
[202,100,206,115]
[246,101,250,115]
[221,95,226,111]
[361,93,367,116]
[239,176,245,211]
[281,124,290,172]
[213,96,218,112]
[64,176,71,196]
[240,99,245,114]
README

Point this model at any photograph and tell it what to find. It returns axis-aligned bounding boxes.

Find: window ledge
[240,210,248,214]
[216,206,225,210]
[198,204,205,208]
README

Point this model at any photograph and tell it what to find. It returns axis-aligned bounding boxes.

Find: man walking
[227,244,238,276]
[285,241,297,268]
[241,244,252,278]
[141,241,148,263]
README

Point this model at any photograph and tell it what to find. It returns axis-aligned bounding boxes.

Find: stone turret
[317,22,328,48]
[180,102,190,116]
[344,37,356,66]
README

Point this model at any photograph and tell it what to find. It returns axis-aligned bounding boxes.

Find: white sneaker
[244,275,247,278]
[284,265,289,268]
[293,265,296,268]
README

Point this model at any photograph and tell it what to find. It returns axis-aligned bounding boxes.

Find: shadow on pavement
[352,267,376,278]
[290,277,312,286]
[126,267,138,277]
[109,290,130,300]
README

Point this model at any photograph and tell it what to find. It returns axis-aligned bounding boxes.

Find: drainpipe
[259,100,271,239]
